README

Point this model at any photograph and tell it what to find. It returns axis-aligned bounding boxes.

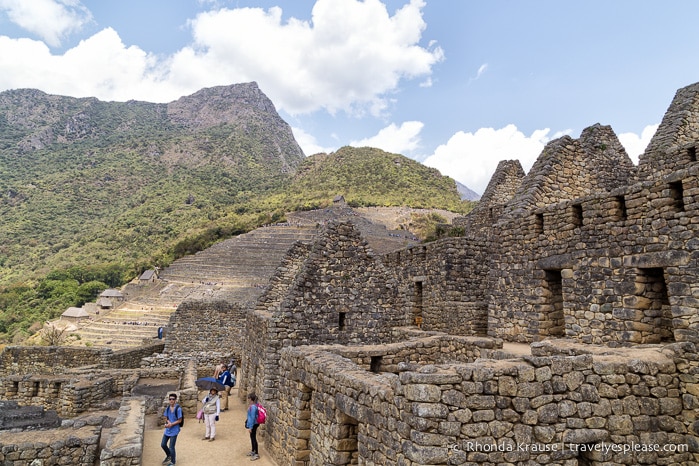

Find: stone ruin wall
[0,343,164,377]
[381,236,490,336]
[273,338,698,466]
[0,422,101,466]
[637,82,699,181]
[454,159,526,232]
[505,124,634,215]
[239,242,313,403]
[240,222,408,406]
[272,335,500,466]
[164,299,246,355]
[488,163,699,345]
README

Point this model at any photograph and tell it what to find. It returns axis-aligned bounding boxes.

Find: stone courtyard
[3,81,699,465]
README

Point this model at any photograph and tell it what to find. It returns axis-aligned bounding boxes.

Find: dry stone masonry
[4,81,699,465]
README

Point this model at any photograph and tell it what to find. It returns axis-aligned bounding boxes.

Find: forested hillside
[0,85,474,343]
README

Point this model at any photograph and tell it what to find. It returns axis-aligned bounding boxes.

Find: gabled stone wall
[638,81,699,181]
[506,124,634,215]
[455,159,525,231]
[382,236,490,336]
[239,221,407,409]
[489,163,699,345]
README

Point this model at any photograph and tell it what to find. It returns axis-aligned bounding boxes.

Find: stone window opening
[634,267,674,343]
[542,269,565,337]
[52,382,61,393]
[370,356,383,373]
[614,195,627,221]
[339,312,346,330]
[572,204,583,228]
[688,146,697,163]
[535,213,544,235]
[31,381,40,397]
[334,412,359,465]
[12,381,19,395]
[413,280,423,326]
[669,181,685,212]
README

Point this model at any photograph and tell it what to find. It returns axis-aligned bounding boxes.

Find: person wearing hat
[201,388,221,441]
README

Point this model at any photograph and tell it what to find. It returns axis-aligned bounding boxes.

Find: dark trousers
[161,433,178,463]
[250,424,259,454]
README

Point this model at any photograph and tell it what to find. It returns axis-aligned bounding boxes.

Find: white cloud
[0,29,170,100]
[617,124,658,164]
[0,0,442,114]
[0,0,91,47]
[292,126,336,156]
[476,63,488,79]
[423,125,552,194]
[350,121,424,154]
[422,124,657,195]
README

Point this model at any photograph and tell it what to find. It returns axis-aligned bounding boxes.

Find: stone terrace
[71,224,318,349]
[158,224,318,302]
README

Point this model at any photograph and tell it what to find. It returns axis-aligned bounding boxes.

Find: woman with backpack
[245,393,260,461]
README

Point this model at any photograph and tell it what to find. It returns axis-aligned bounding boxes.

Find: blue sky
[1,1,699,194]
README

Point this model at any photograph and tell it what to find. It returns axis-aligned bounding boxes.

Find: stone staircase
[68,224,319,349]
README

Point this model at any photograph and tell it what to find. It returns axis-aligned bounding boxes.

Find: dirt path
[142,387,276,465]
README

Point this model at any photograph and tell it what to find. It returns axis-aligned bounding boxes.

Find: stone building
[239,81,699,465]
[3,82,699,465]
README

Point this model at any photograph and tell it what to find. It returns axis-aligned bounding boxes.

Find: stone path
[142,388,276,465]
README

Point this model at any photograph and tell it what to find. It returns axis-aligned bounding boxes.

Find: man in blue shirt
[217,365,235,410]
[161,393,183,465]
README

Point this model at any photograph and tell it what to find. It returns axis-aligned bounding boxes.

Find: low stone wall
[0,343,164,376]
[331,333,502,372]
[107,343,165,369]
[0,346,108,375]
[0,366,185,417]
[274,340,697,466]
[0,423,101,465]
[0,374,114,417]
[100,397,145,466]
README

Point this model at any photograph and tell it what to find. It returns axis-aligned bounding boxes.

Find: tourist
[213,360,225,379]
[217,364,234,410]
[245,393,260,461]
[228,358,237,379]
[200,388,220,441]
[161,393,183,466]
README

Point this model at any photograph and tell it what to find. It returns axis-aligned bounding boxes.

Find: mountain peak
[166,82,280,129]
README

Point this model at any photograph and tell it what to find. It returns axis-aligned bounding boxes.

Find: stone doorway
[542,269,565,337]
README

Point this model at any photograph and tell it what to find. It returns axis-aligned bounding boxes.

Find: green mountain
[278,146,470,212]
[0,85,474,342]
[0,83,304,285]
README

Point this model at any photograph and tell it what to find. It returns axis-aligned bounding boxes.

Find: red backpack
[256,403,267,424]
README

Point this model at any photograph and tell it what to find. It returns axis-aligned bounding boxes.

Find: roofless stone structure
[3,82,699,465]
